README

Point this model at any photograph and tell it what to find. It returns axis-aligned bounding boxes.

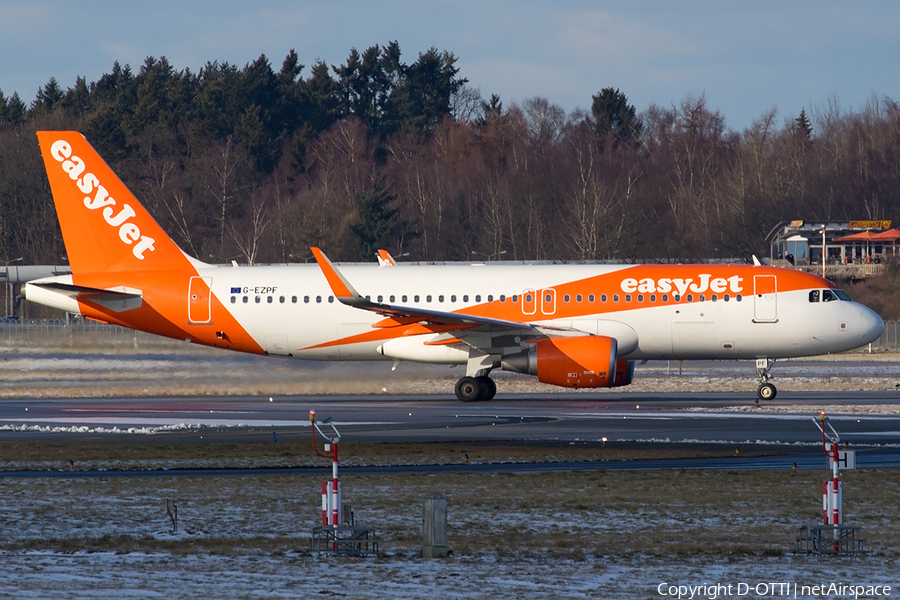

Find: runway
[2,389,900,472]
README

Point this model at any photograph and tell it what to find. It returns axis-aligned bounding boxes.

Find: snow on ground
[1,472,898,599]
[4,552,898,599]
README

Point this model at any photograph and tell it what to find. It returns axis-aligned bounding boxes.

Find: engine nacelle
[501,335,617,389]
[612,359,636,387]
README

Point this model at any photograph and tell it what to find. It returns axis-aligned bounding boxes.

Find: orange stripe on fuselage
[304,323,478,351]
[301,264,829,351]
[459,264,829,322]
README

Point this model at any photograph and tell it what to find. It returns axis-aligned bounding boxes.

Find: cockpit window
[811,288,852,303]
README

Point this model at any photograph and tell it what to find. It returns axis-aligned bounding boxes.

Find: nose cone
[858,304,884,345]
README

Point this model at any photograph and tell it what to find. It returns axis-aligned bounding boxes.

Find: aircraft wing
[311,247,574,338]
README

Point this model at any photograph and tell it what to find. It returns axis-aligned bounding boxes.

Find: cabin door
[188,276,212,324]
[753,275,777,322]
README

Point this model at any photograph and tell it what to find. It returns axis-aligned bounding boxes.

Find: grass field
[2,447,899,597]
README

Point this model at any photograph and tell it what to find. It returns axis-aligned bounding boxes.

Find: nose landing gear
[756,358,777,401]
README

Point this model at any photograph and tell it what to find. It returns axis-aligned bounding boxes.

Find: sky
[1,1,899,131]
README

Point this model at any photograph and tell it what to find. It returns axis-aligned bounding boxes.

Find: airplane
[24,131,885,402]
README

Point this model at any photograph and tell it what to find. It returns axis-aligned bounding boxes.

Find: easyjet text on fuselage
[620,274,743,296]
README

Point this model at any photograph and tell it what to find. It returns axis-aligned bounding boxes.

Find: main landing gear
[455,375,497,402]
[756,358,777,401]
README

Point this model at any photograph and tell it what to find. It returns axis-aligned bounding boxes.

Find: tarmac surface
[3,389,900,473]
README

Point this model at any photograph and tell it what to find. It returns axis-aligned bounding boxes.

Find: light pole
[819,229,826,277]
[2,257,23,316]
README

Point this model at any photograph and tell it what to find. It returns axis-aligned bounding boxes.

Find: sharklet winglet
[311,247,370,307]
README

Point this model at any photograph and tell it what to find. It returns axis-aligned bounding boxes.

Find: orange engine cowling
[612,360,636,387]
[497,335,618,389]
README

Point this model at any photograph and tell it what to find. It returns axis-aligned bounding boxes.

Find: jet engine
[612,359,636,387]
[501,335,618,388]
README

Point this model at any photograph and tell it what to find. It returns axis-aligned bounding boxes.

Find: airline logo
[620,274,744,295]
[48,139,156,260]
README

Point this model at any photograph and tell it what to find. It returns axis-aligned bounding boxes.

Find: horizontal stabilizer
[27,281,143,312]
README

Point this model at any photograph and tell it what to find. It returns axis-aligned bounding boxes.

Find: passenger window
[499,295,505,302]
[438,295,444,302]
[279,296,285,303]
[316,296,322,303]
[328,296,334,303]
[511,295,517,302]
[711,294,717,302]
[576,294,582,302]
[650,294,656,302]
[637,294,643,302]
[426,295,432,303]
[674,294,681,302]
[390,295,395,302]
[292,296,297,303]
[686,294,693,302]
[255,296,261,304]
[736,295,743,302]
[613,294,619,302]
[402,295,408,302]
[463,295,469,302]
[243,296,248,303]
[564,294,570,302]
[487,295,494,302]
[662,294,668,302]
[699,294,705,302]
[451,295,457,302]
[809,290,820,303]
[525,294,533,303]
[230,296,236,304]
[267,296,273,303]
[303,296,309,303]
[414,295,420,303]
[625,294,632,302]
[723,294,729,302]
[475,295,481,302]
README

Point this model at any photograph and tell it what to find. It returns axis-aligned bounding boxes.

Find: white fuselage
[189,262,882,363]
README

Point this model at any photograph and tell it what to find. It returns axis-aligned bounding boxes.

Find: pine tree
[349,170,400,260]
[591,87,641,151]
[795,108,813,140]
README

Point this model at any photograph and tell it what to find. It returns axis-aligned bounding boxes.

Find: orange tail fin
[36,131,194,274]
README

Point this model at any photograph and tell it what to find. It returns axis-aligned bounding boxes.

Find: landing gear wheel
[476,376,496,401]
[757,382,777,401]
[455,376,482,402]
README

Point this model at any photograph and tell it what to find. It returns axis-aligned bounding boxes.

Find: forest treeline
[2,43,900,268]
